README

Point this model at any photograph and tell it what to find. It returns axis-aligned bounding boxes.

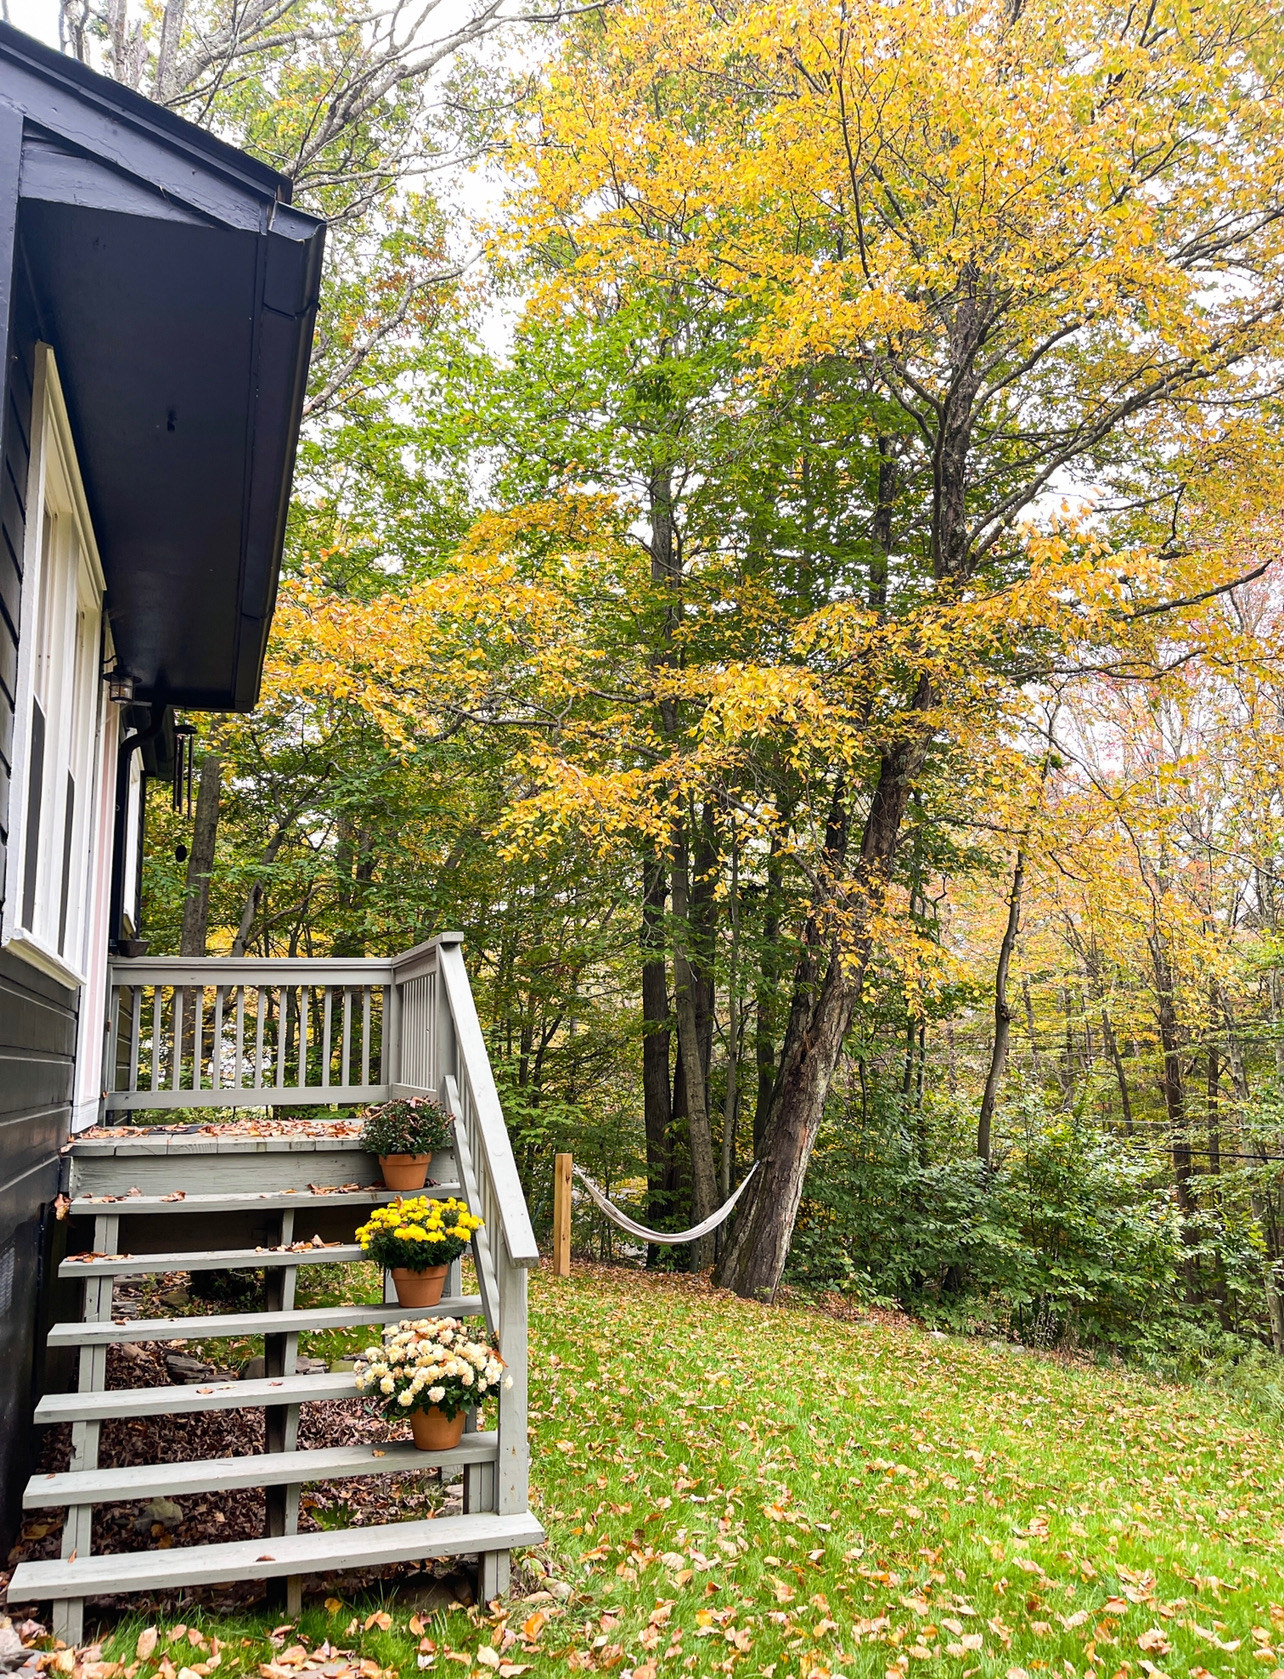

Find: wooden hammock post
[553,1153,572,1277]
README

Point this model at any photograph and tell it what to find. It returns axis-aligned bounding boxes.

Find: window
[4,347,108,990]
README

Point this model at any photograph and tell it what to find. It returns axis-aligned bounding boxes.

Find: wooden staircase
[9,936,543,1642]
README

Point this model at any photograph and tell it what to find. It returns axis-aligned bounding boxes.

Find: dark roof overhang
[0,23,326,711]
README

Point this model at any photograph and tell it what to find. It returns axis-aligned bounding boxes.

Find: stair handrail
[432,938,540,1272]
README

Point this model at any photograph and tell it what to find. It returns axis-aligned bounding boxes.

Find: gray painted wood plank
[49,1295,485,1345]
[24,1434,499,1507]
[36,1368,369,1423]
[68,1185,462,1215]
[106,1085,388,1111]
[8,1510,545,1598]
[58,1244,366,1278]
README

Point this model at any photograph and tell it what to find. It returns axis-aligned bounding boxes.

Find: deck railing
[104,931,539,1596]
[105,957,395,1109]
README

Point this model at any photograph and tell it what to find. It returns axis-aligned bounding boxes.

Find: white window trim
[3,344,111,992]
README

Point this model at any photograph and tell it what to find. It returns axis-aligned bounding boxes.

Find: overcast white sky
[8,0,60,49]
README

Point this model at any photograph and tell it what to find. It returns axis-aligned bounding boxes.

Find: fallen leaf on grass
[362,1617,391,1635]
[476,1653,500,1670]
[1137,1630,1171,1655]
[324,1603,342,1617]
[1188,1624,1240,1652]
[137,1633,158,1663]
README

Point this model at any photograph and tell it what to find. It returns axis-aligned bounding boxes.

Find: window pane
[58,769,75,955]
[21,699,44,929]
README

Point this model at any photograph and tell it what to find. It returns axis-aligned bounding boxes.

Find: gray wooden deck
[9,935,541,1641]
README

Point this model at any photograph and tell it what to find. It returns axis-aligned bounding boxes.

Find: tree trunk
[1252,1188,1284,1353]
[1100,1005,1134,1136]
[670,829,719,1266]
[1206,990,1221,1176]
[753,838,783,1152]
[333,819,375,957]
[229,787,324,956]
[641,854,673,1253]
[714,726,926,1300]
[180,753,221,957]
[977,846,1023,1164]
[1022,976,1044,1080]
[720,837,740,1201]
[1150,933,1194,1216]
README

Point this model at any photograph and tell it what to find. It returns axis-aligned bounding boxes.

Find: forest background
[73,0,1284,1381]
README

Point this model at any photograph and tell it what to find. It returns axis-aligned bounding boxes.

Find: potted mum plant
[355,1316,510,1451]
[362,1095,452,1190]
[355,1194,482,1307]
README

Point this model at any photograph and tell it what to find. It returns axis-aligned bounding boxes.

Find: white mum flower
[399,1391,413,1405]
[504,1375,513,1389]
[429,1385,445,1402]
[380,1375,395,1394]
[460,1368,474,1387]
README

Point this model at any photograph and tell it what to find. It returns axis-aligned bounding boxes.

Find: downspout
[107,703,165,953]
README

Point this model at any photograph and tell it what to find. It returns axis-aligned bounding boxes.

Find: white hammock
[573,1161,760,1245]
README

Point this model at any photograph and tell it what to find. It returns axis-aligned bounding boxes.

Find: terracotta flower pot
[391,1264,449,1307]
[378,1152,432,1190]
[409,1404,466,1451]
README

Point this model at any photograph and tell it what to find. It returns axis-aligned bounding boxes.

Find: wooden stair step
[24,1433,499,1508]
[59,1244,366,1278]
[69,1186,463,1216]
[7,1510,545,1600]
[37,1369,377,1424]
[48,1297,483,1347]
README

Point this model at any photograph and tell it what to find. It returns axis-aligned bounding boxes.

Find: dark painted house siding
[0,252,76,1551]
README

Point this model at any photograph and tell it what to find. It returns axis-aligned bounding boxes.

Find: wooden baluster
[234,986,245,1091]
[211,987,224,1091]
[192,986,205,1090]
[255,987,268,1090]
[127,987,141,1104]
[321,987,333,1090]
[361,988,372,1088]
[340,988,352,1089]
[276,987,287,1089]
[172,989,184,1091]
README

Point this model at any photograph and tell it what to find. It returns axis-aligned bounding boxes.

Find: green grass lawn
[84,1263,1284,1679]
